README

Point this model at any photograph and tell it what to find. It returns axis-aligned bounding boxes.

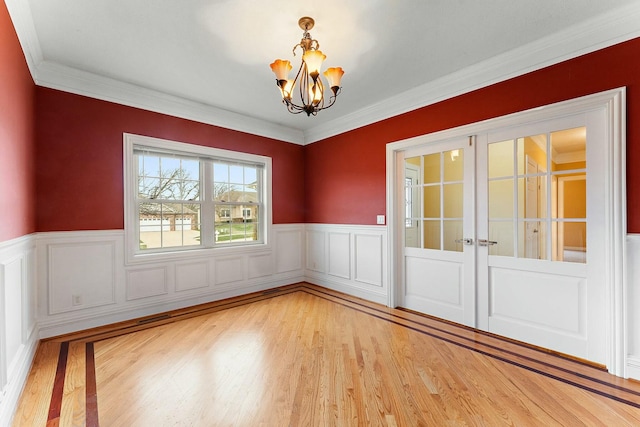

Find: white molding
[36,62,305,145]
[0,332,37,427]
[627,355,640,381]
[386,88,627,376]
[304,224,388,304]
[34,225,305,338]
[626,234,640,380]
[307,5,640,143]
[5,0,640,145]
[0,234,37,427]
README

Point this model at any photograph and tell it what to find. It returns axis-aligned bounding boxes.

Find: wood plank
[12,284,640,426]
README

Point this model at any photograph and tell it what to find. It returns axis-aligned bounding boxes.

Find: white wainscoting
[304,224,388,305]
[35,224,306,339]
[0,234,37,427]
[627,234,640,379]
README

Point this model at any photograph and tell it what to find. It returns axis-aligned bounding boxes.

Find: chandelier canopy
[270,17,344,116]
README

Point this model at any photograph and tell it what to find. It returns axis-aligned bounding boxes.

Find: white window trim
[123,133,272,264]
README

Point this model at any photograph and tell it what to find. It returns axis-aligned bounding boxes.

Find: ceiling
[6,0,640,145]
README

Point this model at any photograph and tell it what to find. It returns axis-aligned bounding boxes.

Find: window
[124,134,272,262]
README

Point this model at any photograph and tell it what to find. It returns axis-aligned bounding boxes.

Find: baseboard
[305,274,387,306]
[38,274,304,339]
[0,331,38,427]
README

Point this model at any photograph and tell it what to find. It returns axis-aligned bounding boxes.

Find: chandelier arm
[315,87,342,112]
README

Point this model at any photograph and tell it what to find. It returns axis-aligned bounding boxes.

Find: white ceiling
[6,0,640,145]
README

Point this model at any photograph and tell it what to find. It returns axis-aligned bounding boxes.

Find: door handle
[478,239,498,246]
[455,238,474,245]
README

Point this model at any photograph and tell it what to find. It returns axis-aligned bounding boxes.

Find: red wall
[305,37,640,231]
[29,37,640,232]
[35,88,305,231]
[0,1,36,242]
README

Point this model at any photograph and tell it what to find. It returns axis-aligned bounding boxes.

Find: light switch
[376,215,385,225]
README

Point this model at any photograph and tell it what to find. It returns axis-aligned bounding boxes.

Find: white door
[402,137,476,327]
[399,111,608,365]
[477,112,606,364]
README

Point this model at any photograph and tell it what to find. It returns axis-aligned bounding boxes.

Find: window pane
[489,179,514,218]
[443,183,463,218]
[213,163,229,182]
[518,134,547,176]
[488,140,513,178]
[423,185,440,218]
[161,157,180,173]
[229,165,244,184]
[215,205,259,244]
[423,220,441,250]
[489,221,513,256]
[554,221,586,263]
[139,177,160,199]
[518,221,543,260]
[551,127,586,169]
[557,175,586,219]
[139,202,201,250]
[405,219,420,248]
[423,153,440,184]
[443,220,463,252]
[444,149,463,182]
[140,155,160,177]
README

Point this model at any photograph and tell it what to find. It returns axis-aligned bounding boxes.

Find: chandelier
[270,17,344,116]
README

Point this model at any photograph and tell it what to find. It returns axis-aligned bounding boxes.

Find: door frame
[385,87,626,376]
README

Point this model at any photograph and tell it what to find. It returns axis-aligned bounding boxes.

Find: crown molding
[6,0,640,146]
[34,61,305,144]
[4,0,43,76]
[303,2,640,144]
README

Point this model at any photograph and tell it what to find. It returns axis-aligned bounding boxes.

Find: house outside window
[124,134,272,262]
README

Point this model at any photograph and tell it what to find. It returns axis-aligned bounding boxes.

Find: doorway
[386,89,626,375]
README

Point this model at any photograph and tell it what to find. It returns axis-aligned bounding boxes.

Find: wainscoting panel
[48,241,116,314]
[627,234,640,380]
[489,268,585,335]
[306,230,326,273]
[305,224,387,305]
[0,235,37,427]
[275,226,303,273]
[35,225,305,340]
[248,253,273,279]
[354,233,384,287]
[328,232,350,280]
[214,256,245,286]
[126,266,168,300]
[175,261,210,292]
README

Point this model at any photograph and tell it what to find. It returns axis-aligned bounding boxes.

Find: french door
[402,137,476,327]
[395,92,624,367]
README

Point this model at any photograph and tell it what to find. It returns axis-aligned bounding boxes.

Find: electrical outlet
[376,215,385,225]
[72,294,82,306]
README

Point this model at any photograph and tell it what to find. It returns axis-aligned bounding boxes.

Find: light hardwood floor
[12,283,640,426]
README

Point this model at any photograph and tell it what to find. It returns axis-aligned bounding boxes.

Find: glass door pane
[404,149,465,252]
[486,127,586,263]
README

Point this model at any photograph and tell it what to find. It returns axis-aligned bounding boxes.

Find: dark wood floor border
[46,341,69,426]
[85,342,99,427]
[300,286,625,383]
[47,283,640,423]
[296,285,640,407]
